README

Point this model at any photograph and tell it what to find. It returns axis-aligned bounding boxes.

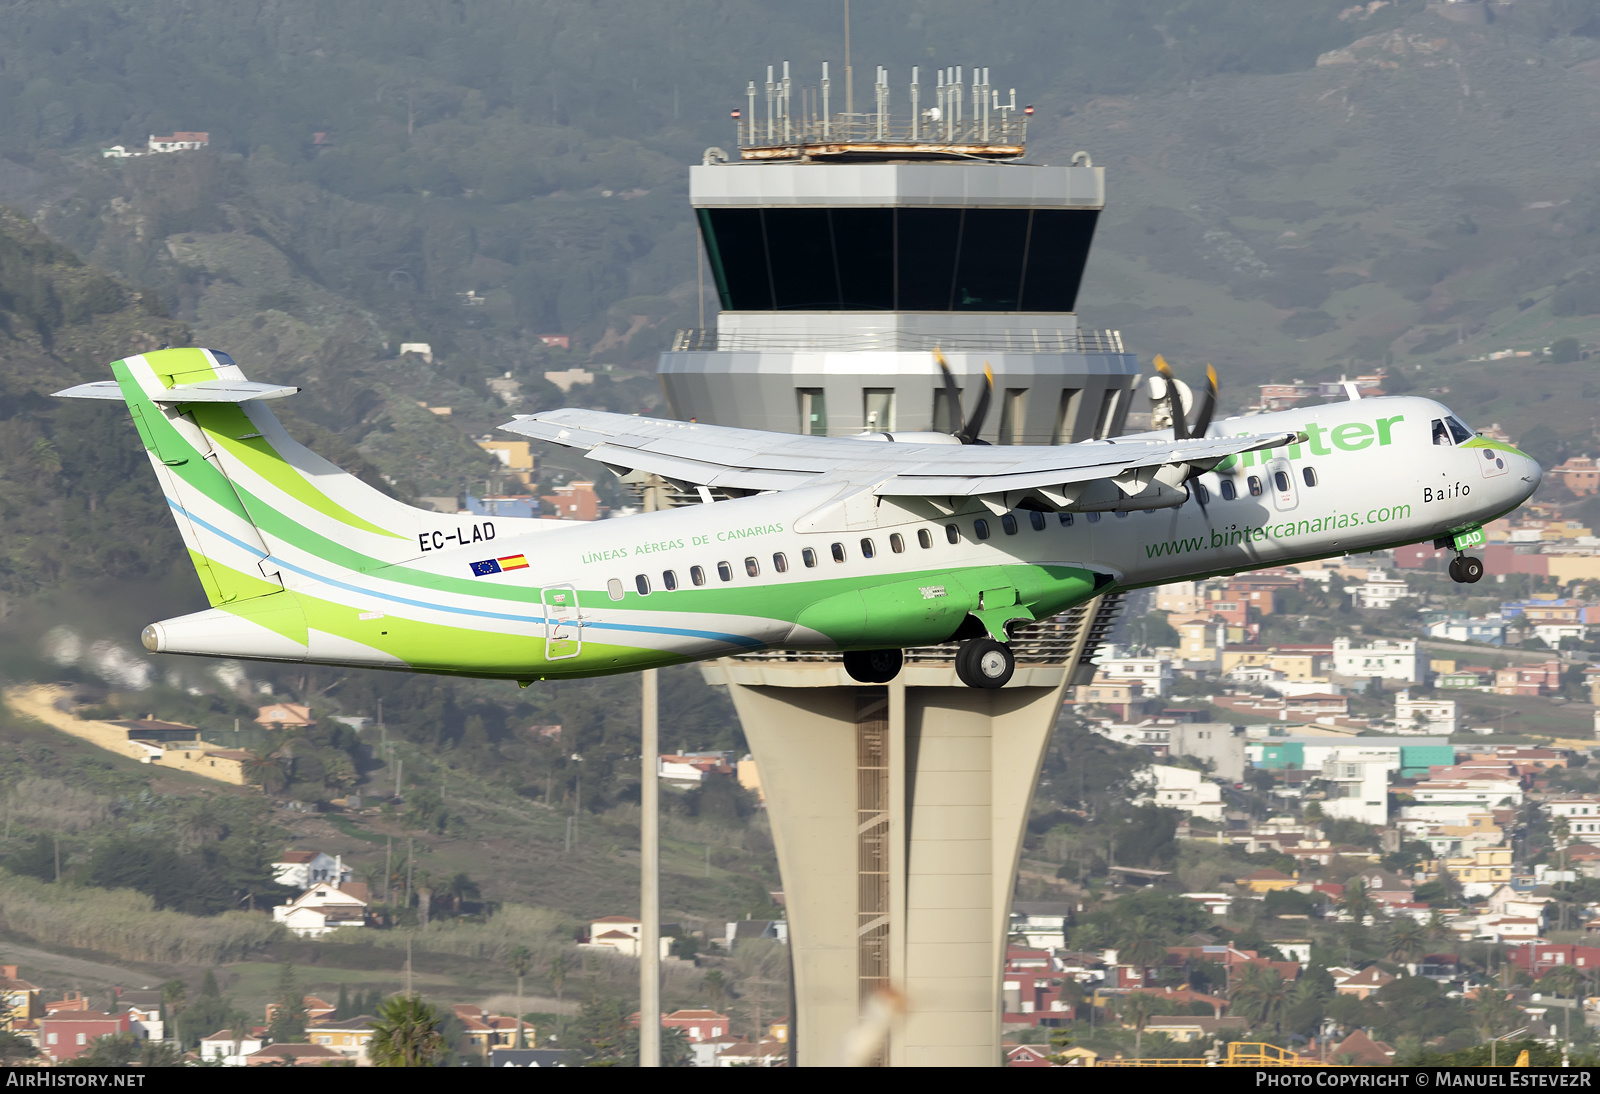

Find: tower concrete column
[703,602,1105,1065]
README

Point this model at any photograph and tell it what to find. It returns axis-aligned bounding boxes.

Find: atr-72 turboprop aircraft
[56,348,1539,689]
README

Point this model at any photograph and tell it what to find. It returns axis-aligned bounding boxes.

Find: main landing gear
[1449,555,1484,584]
[843,648,904,684]
[956,638,1015,690]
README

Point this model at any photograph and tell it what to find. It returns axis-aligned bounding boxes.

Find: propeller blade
[933,347,965,438]
[958,363,994,445]
[1153,354,1187,440]
[1190,364,1219,438]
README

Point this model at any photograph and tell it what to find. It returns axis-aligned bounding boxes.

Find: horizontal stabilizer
[51,381,125,400]
[55,378,300,403]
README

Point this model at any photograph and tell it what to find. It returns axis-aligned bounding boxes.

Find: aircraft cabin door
[1266,457,1299,512]
[542,584,583,661]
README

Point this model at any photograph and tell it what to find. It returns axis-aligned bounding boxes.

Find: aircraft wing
[502,408,1300,513]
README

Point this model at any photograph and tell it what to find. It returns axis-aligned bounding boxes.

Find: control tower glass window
[863,389,895,432]
[699,208,1097,312]
[798,388,827,435]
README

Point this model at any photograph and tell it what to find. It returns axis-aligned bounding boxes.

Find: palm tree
[1473,989,1518,1042]
[701,969,728,1006]
[1340,879,1375,926]
[1118,991,1160,1058]
[1118,916,1169,986]
[1385,919,1426,965]
[444,872,480,913]
[550,950,572,1004]
[367,995,446,1067]
[243,748,288,794]
[508,946,533,1049]
[1425,909,1451,942]
[1231,964,1290,1034]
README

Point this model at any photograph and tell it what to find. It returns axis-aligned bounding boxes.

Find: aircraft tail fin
[55,348,484,608]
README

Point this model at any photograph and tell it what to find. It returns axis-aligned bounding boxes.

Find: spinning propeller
[933,348,993,445]
[1150,354,1218,441]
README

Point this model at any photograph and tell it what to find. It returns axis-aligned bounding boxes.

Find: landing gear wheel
[843,648,904,684]
[956,638,1015,689]
[1448,556,1464,583]
[1459,556,1484,583]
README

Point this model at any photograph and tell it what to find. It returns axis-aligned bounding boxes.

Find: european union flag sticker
[470,558,503,576]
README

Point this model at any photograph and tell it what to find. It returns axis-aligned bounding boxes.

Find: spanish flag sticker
[469,554,530,576]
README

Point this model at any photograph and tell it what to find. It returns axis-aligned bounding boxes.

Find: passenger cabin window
[663,570,678,591]
[773,552,789,573]
[917,528,933,549]
[974,519,991,540]
[1248,476,1263,497]
[802,548,818,568]
[690,566,706,586]
[860,538,876,559]
[1432,418,1451,446]
[1303,467,1318,487]
[1029,510,1047,531]
[1273,470,1291,493]
[945,524,960,544]
[1001,513,1018,535]
[745,557,760,577]
[1114,510,1129,519]
[1220,479,1237,501]
[890,533,905,553]
[1194,483,1210,505]
[607,578,625,600]
[717,561,733,582]
[635,574,651,595]
[1059,512,1074,526]
[1086,512,1101,523]
[831,542,847,562]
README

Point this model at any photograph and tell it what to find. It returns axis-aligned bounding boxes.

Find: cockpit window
[1446,417,1474,445]
[1431,418,1451,446]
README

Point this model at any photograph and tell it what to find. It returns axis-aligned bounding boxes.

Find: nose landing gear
[956,638,1015,689]
[1449,555,1484,584]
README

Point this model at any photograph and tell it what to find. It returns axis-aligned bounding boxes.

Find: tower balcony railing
[737,111,1025,161]
[668,327,1125,355]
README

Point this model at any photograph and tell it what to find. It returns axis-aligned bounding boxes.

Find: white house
[1139,764,1224,822]
[582,915,673,960]
[271,882,371,939]
[1343,573,1414,610]
[272,851,351,890]
[1547,798,1600,839]
[1332,637,1425,683]
[1318,757,1390,826]
[1093,652,1174,697]
[147,131,209,153]
[1393,690,1458,735]
[199,1029,263,1066]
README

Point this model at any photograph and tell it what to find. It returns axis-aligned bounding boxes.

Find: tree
[1231,964,1290,1034]
[1117,916,1170,983]
[444,872,480,913]
[176,971,232,1048]
[1385,919,1426,965]
[1551,337,1581,364]
[368,995,446,1067]
[334,983,351,1021]
[1340,879,1375,926]
[551,950,572,1004]
[1473,990,1518,1042]
[701,969,728,1005]
[267,963,307,1044]
[507,946,533,1049]
[1118,991,1160,1058]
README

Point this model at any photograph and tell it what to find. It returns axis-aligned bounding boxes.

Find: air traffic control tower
[657,64,1140,1066]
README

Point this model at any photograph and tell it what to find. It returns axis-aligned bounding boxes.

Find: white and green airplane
[56,348,1539,689]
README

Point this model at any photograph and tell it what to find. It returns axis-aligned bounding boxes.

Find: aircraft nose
[1523,454,1544,492]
